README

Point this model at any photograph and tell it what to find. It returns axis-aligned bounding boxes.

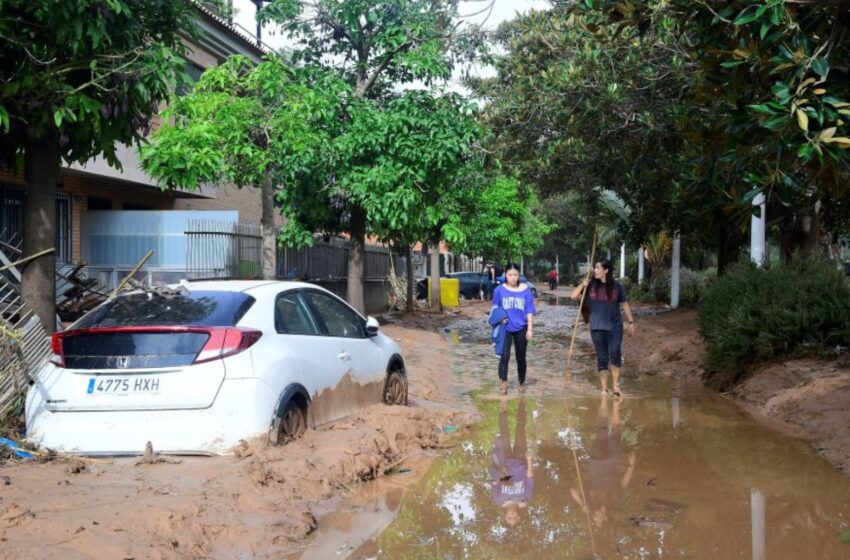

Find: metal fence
[277,237,393,281]
[185,219,263,280]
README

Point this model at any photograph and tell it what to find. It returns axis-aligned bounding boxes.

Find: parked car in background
[416,271,487,300]
[27,280,408,455]
[496,274,538,298]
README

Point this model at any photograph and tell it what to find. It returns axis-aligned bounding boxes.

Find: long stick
[110,250,154,298]
[563,222,599,556]
[565,224,599,377]
[0,248,55,274]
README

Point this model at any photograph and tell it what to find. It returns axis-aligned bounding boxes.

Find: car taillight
[50,332,65,367]
[193,327,262,364]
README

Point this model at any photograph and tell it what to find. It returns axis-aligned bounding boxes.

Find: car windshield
[74,290,256,329]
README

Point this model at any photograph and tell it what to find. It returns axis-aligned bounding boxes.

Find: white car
[26,281,408,455]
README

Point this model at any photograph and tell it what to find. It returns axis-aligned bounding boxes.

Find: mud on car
[26,280,408,455]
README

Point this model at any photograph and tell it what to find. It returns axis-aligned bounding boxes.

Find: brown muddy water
[291,306,850,559]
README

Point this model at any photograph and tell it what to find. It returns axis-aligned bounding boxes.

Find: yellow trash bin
[426,277,461,308]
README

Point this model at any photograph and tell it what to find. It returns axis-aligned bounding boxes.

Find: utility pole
[671,234,681,309]
[620,242,626,278]
[751,190,766,267]
[638,247,645,283]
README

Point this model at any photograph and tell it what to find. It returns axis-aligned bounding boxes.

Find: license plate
[86,377,161,395]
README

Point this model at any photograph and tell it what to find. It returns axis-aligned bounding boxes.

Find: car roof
[173,280,317,294]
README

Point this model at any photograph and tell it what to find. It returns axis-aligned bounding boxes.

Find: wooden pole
[110,250,154,299]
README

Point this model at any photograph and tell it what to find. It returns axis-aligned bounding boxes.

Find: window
[275,292,320,335]
[0,184,24,248]
[55,192,71,263]
[305,291,365,338]
[75,290,255,329]
[87,196,112,210]
[176,63,205,96]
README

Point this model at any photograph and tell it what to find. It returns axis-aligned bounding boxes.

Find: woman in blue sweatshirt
[492,263,536,395]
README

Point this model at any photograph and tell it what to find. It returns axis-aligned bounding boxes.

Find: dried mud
[0,321,475,560]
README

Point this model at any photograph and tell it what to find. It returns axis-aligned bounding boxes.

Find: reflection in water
[364,393,850,560]
[490,399,534,528]
[571,394,635,530]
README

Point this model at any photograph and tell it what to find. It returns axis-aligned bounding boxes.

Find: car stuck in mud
[26,280,408,455]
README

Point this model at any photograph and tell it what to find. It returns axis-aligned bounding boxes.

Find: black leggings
[498,326,528,384]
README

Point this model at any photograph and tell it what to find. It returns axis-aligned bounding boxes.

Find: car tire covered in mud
[383,369,408,406]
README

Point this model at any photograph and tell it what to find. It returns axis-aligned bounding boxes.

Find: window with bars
[0,183,24,249]
[56,192,71,263]
[0,184,72,263]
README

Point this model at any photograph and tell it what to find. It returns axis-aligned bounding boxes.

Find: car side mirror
[366,316,380,337]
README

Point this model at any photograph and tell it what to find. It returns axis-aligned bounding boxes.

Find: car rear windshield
[74,290,256,329]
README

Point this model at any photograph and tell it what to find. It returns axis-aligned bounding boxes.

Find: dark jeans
[590,325,623,371]
[499,326,528,384]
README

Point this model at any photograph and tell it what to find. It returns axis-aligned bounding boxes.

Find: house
[0,1,277,267]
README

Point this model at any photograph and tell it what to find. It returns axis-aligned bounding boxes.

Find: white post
[671,234,681,309]
[751,191,766,267]
[520,256,525,275]
[638,247,645,283]
[620,243,626,278]
[555,253,559,274]
[751,489,766,560]
[672,397,680,428]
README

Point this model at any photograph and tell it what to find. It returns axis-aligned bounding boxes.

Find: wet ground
[291,303,850,559]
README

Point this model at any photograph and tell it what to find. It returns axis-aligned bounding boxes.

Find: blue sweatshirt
[492,284,536,333]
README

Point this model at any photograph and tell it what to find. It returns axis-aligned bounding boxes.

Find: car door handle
[338,351,351,361]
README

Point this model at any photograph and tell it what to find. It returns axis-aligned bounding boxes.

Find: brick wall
[173,184,282,226]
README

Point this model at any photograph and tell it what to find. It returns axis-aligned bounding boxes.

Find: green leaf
[720,60,747,68]
[0,106,8,132]
[811,57,829,79]
[750,104,777,115]
[733,6,759,26]
[53,110,63,128]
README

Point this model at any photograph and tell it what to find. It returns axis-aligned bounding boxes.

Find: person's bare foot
[500,381,508,395]
[613,385,622,397]
[518,384,526,394]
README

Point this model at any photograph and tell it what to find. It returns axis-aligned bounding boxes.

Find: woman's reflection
[571,393,636,528]
[489,398,534,527]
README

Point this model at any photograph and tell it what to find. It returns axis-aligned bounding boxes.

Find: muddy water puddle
[296,305,850,559]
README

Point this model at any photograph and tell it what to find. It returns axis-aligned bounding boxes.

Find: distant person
[570,259,634,396]
[491,263,535,395]
[489,399,534,527]
[482,261,497,300]
[546,266,559,291]
[570,393,635,529]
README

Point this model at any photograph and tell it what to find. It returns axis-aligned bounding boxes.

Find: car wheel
[274,399,307,445]
[383,370,408,406]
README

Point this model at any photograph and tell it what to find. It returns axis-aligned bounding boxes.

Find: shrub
[651,267,707,307]
[699,260,850,390]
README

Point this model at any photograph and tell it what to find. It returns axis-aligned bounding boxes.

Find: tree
[140,56,347,279]
[0,1,195,331]
[479,1,850,274]
[257,0,487,312]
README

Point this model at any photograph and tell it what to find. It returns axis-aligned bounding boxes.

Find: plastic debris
[0,437,34,460]
[443,425,458,433]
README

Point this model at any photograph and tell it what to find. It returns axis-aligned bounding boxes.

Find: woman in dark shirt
[571,259,635,396]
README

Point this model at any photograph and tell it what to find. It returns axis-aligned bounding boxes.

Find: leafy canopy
[0,0,195,163]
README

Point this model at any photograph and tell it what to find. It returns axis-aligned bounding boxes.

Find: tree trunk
[801,199,821,259]
[429,242,441,311]
[22,136,60,334]
[347,206,367,313]
[260,171,276,280]
[405,247,414,313]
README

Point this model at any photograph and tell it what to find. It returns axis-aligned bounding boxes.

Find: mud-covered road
[3,300,849,559]
[291,301,850,560]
